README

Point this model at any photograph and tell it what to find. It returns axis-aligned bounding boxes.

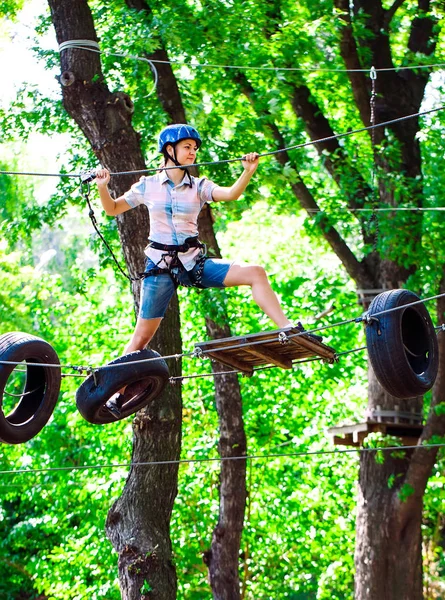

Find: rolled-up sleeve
[198,177,218,206]
[124,177,147,208]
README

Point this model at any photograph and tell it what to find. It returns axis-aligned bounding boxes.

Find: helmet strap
[164,144,193,187]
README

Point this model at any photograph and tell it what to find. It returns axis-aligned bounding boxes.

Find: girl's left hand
[242,152,259,174]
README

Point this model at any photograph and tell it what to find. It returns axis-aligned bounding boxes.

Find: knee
[249,265,268,284]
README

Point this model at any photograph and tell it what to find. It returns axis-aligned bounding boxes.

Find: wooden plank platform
[194,326,337,375]
[328,421,424,447]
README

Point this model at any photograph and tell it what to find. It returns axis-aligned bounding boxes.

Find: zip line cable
[108,104,445,177]
[0,293,443,376]
[1,104,444,181]
[1,442,444,477]
[57,39,445,74]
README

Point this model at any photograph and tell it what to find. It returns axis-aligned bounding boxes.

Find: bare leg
[223,263,292,329]
[106,317,162,417]
[123,317,163,354]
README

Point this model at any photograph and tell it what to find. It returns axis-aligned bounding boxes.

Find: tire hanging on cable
[0,332,61,444]
[365,289,439,398]
[76,349,170,424]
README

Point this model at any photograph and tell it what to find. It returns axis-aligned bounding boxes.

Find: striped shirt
[124,170,218,270]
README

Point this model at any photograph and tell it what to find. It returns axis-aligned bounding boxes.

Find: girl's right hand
[95,168,111,187]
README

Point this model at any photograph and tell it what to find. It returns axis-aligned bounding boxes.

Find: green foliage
[1,0,445,598]
[398,483,415,503]
[0,241,134,600]
[0,0,24,19]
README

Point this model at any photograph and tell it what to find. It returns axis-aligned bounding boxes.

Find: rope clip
[80,168,98,185]
[323,354,339,364]
[278,332,289,345]
[86,367,99,387]
[362,312,382,335]
[192,347,204,359]
[72,365,88,375]
[370,66,377,80]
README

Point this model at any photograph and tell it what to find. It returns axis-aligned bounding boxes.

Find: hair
[158,147,173,172]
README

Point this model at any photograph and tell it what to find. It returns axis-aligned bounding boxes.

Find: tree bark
[198,208,247,599]
[48,1,182,597]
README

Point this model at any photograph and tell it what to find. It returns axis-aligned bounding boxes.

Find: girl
[95,124,293,416]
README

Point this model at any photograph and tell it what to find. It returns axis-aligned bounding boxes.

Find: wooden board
[328,421,424,447]
[194,326,337,375]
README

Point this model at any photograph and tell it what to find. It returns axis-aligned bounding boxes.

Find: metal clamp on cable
[192,347,204,359]
[86,367,99,387]
[361,312,382,335]
[278,331,289,344]
[80,168,98,184]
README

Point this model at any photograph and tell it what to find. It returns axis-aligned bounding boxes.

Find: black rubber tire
[366,289,439,399]
[75,349,170,424]
[0,332,61,444]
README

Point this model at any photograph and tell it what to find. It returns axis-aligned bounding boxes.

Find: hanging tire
[365,289,439,399]
[0,332,61,444]
[75,349,170,424]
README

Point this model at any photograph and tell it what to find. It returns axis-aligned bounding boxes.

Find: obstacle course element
[365,289,439,399]
[194,325,337,376]
[0,332,61,444]
[329,405,424,447]
[76,349,170,424]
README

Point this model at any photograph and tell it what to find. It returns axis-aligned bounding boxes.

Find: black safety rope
[80,180,140,282]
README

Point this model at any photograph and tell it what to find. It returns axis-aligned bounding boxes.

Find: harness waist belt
[147,236,203,253]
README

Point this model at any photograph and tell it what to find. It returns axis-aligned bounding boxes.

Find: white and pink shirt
[124,170,218,270]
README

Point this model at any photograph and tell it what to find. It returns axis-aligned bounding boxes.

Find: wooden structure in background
[328,406,424,447]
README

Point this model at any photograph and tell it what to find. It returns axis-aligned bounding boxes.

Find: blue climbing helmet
[158,124,202,153]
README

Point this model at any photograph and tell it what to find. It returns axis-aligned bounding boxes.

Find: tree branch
[384,0,406,29]
[333,0,371,127]
[287,81,378,246]
[407,0,437,56]
[233,72,372,286]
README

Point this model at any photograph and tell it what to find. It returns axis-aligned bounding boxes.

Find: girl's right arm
[95,169,132,216]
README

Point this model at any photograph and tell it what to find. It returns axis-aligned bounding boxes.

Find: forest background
[0,0,445,599]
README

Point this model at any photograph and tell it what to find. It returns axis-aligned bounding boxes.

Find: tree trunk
[48,1,182,597]
[356,270,445,600]
[355,375,424,600]
[334,2,442,597]
[198,207,247,599]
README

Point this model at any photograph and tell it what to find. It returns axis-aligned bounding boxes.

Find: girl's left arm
[212,152,259,202]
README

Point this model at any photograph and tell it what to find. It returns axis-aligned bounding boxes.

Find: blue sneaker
[105,393,124,419]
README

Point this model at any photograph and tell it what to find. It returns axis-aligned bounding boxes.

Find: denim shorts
[139,257,233,320]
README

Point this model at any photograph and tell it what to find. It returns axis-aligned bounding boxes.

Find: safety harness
[143,236,208,289]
